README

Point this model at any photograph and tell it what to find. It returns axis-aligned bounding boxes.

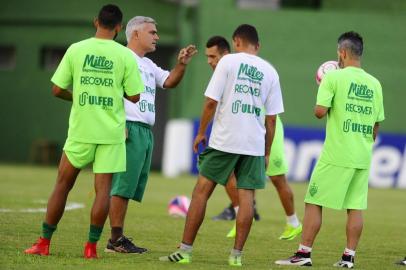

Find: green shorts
[266,116,288,176]
[110,121,153,202]
[198,147,265,189]
[63,138,125,173]
[304,160,369,210]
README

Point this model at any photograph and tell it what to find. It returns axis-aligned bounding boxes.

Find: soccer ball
[168,195,190,218]
[316,60,340,85]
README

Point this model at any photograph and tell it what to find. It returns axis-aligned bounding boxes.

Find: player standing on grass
[160,24,284,266]
[105,16,197,254]
[275,31,385,268]
[206,35,302,240]
[24,4,144,259]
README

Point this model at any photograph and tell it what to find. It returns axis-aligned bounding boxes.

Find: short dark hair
[98,4,123,30]
[206,36,230,53]
[338,31,363,57]
[232,24,259,45]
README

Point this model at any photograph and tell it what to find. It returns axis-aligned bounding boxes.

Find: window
[40,47,67,70]
[0,46,16,70]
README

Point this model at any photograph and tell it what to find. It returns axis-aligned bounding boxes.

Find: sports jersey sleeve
[123,53,144,96]
[204,57,228,101]
[316,73,335,107]
[264,74,284,115]
[51,46,73,89]
[150,60,170,89]
[376,84,385,122]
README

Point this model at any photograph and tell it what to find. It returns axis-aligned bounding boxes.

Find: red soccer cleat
[24,237,50,255]
[84,242,98,259]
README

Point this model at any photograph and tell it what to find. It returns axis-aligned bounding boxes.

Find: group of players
[23,3,405,268]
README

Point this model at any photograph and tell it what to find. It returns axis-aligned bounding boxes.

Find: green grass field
[0,164,405,269]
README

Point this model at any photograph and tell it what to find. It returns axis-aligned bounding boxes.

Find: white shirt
[124,51,170,125]
[205,52,284,156]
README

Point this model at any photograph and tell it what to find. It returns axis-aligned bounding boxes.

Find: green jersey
[51,38,144,144]
[316,66,385,169]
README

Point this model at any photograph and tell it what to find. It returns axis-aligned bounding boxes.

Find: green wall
[0,0,179,162]
[172,0,406,134]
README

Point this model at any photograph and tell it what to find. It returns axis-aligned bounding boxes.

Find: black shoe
[253,200,261,221]
[104,235,147,254]
[212,204,235,221]
[396,257,406,265]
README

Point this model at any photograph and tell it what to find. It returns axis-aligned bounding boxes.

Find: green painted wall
[172,0,406,134]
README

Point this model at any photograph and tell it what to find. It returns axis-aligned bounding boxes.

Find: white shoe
[333,254,354,268]
[275,252,312,266]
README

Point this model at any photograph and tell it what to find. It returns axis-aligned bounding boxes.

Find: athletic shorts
[63,138,125,173]
[110,121,153,202]
[266,116,288,176]
[198,147,266,189]
[304,160,370,210]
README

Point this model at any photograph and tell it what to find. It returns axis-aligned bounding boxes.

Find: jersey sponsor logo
[82,54,114,73]
[139,99,155,113]
[145,86,156,95]
[343,119,373,136]
[345,103,373,115]
[347,82,374,102]
[80,76,113,87]
[237,63,264,84]
[234,84,260,96]
[78,91,113,110]
[231,100,261,116]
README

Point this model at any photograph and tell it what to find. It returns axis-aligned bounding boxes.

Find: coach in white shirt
[160,24,284,266]
[107,16,197,254]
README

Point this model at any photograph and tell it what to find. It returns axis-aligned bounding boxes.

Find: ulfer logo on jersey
[83,54,114,70]
[347,82,373,101]
[237,63,264,83]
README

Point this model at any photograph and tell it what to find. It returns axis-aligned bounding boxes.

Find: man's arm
[264,115,277,164]
[373,122,380,141]
[314,105,329,119]
[163,45,197,89]
[193,97,218,153]
[125,94,140,103]
[52,85,72,101]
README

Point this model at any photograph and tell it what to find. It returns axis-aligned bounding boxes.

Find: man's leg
[108,195,129,240]
[346,209,363,250]
[270,174,302,240]
[275,203,321,266]
[83,173,112,259]
[233,188,254,251]
[225,173,239,207]
[160,174,217,263]
[182,175,217,245]
[25,153,80,255]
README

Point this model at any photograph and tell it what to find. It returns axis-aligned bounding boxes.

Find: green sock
[88,224,103,243]
[42,222,57,240]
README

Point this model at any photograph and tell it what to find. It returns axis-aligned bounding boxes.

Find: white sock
[344,247,355,256]
[231,248,242,256]
[286,213,300,228]
[234,206,239,216]
[298,244,312,253]
[180,242,193,253]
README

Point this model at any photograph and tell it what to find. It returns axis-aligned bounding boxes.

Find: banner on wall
[185,120,406,188]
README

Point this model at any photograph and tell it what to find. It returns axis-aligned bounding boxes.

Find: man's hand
[193,133,207,153]
[178,45,197,65]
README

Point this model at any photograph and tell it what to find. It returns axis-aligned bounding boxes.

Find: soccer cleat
[84,242,98,259]
[24,237,50,256]
[279,223,303,240]
[212,204,235,221]
[226,224,236,238]
[229,254,242,267]
[333,254,354,268]
[104,236,147,254]
[159,249,191,264]
[275,252,312,266]
[396,257,406,265]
